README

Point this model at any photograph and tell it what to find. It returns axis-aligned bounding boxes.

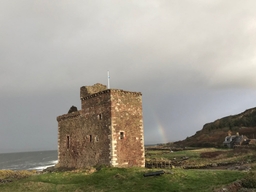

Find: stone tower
[56,83,145,168]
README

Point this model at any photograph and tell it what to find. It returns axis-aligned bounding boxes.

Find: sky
[1,1,256,153]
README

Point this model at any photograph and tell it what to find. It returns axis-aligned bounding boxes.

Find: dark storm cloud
[1,0,256,152]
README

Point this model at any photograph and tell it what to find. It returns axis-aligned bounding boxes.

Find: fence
[145,160,173,169]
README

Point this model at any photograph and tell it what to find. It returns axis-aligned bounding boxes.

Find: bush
[200,151,223,158]
[0,170,36,180]
[242,172,256,188]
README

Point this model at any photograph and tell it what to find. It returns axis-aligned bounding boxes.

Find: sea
[0,150,58,171]
[0,145,156,171]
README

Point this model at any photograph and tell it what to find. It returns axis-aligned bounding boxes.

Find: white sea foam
[50,160,58,164]
[29,160,58,171]
[0,150,58,171]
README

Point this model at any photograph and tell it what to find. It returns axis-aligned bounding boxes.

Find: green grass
[146,148,231,160]
[1,148,255,191]
[0,168,246,192]
[146,147,256,168]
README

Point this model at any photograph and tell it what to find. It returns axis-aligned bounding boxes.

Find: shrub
[0,170,36,180]
[200,151,223,158]
[242,172,256,188]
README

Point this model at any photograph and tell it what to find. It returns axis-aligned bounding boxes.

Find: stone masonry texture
[56,83,145,168]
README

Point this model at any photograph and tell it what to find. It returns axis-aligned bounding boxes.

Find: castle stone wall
[110,90,145,167]
[57,84,145,168]
[57,91,111,168]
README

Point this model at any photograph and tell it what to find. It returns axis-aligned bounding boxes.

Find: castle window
[120,132,124,139]
[66,135,70,149]
[95,135,99,142]
[90,135,92,142]
[97,114,103,120]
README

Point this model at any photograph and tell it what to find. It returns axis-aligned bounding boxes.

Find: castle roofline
[80,88,142,101]
[57,111,80,122]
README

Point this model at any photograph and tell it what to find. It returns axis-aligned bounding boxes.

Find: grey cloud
[1,1,256,152]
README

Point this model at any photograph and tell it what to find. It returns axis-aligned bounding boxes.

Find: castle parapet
[80,88,142,101]
[57,111,80,122]
[80,83,107,99]
[110,89,142,96]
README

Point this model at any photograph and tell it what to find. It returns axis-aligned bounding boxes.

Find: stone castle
[56,83,145,168]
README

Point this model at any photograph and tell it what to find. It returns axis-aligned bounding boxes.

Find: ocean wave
[0,150,58,171]
[29,160,58,171]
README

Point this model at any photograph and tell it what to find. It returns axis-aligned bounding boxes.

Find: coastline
[0,150,58,171]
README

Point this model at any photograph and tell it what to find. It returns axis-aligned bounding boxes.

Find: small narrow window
[90,135,92,142]
[95,135,99,142]
[97,114,103,120]
[66,135,70,149]
[120,132,124,139]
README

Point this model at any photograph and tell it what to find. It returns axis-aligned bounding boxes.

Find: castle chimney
[228,130,232,136]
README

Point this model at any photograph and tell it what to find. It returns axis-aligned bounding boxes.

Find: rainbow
[152,112,169,143]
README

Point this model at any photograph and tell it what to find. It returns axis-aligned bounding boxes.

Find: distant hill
[174,107,256,147]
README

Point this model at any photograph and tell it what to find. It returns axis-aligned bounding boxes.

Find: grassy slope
[174,107,256,147]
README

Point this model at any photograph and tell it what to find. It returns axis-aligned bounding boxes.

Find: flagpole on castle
[107,71,110,89]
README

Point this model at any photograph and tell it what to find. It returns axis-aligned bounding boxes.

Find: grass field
[0,167,247,192]
[146,147,256,168]
[1,148,256,192]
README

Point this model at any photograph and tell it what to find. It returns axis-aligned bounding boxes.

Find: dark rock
[0,179,12,183]
[68,106,78,113]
